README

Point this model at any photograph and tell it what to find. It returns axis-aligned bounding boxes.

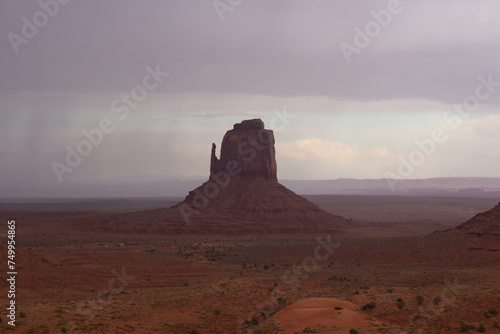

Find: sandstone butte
[69,118,350,235]
[166,118,352,234]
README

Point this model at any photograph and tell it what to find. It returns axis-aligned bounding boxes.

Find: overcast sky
[1,0,500,197]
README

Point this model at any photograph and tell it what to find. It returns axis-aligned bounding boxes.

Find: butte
[168,118,351,234]
[78,119,351,235]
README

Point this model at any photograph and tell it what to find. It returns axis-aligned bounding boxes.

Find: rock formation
[455,202,500,236]
[168,119,350,234]
[209,119,277,180]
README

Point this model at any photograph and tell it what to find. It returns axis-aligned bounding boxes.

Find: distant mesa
[168,118,351,234]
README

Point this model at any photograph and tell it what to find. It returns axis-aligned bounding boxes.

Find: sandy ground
[273,297,379,333]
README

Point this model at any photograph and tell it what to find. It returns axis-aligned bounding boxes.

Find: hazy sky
[1,0,500,197]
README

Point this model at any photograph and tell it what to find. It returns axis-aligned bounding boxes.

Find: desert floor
[0,195,499,333]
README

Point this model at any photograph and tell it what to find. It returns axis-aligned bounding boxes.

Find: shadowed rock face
[210,119,277,181]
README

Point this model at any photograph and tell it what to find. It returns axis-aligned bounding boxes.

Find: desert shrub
[416,295,424,306]
[334,306,343,310]
[189,330,198,334]
[386,288,394,293]
[493,321,499,329]
[19,312,26,318]
[353,290,360,295]
[214,309,221,315]
[302,327,318,333]
[478,324,486,332]
[459,323,475,332]
[277,297,287,305]
[263,264,269,270]
[489,307,499,315]
[362,302,376,311]
[433,297,442,305]
[397,298,405,309]
[349,329,359,334]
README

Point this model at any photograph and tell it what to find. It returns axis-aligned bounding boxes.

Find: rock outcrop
[455,202,500,236]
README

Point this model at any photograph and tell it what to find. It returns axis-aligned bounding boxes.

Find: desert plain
[1,195,499,334]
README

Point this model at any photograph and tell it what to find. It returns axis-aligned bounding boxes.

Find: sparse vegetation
[488,307,499,316]
[433,297,442,305]
[396,297,405,309]
[335,306,343,310]
[416,295,424,306]
[349,329,359,334]
[277,297,287,305]
[362,302,376,311]
[459,323,475,332]
[478,324,486,332]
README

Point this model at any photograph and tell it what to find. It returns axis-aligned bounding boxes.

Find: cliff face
[169,118,350,234]
[210,119,277,181]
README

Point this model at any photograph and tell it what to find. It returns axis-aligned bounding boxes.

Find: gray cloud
[1,0,499,103]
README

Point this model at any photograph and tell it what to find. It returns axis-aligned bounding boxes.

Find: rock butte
[168,119,351,234]
[71,119,350,235]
